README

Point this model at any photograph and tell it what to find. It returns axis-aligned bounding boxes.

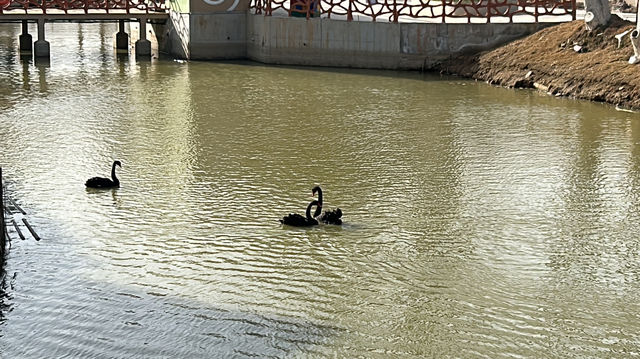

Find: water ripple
[1,22,640,358]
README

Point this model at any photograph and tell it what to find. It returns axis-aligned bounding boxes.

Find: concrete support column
[115,19,128,52]
[19,20,32,53]
[34,18,50,58]
[135,17,151,58]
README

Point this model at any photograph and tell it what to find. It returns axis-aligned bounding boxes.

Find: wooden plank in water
[7,197,26,215]
[11,219,25,240]
[22,218,40,241]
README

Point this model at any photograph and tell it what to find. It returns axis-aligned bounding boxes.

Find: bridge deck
[0,9,168,21]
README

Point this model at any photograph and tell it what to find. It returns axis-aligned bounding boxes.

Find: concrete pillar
[34,18,50,58]
[115,19,128,52]
[135,17,151,58]
[19,21,32,53]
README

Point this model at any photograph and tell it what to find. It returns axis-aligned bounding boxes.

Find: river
[0,22,639,358]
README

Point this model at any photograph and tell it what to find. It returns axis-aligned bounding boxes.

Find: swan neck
[111,162,119,183]
[306,202,313,219]
[313,205,322,218]
[306,200,318,220]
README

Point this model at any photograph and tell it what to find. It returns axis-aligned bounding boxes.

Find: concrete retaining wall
[160,11,551,70]
[247,15,550,70]
[190,12,247,59]
[155,11,246,60]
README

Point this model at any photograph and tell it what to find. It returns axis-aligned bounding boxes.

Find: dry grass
[437,16,640,110]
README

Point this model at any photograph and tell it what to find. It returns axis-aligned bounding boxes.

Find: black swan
[312,186,343,225]
[280,200,320,227]
[85,160,122,188]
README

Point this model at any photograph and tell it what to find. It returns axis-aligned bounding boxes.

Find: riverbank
[436,15,640,111]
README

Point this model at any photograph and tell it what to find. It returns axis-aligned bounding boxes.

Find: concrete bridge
[0,0,576,69]
[0,0,168,58]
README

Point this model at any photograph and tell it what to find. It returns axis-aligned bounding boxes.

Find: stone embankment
[436,15,640,111]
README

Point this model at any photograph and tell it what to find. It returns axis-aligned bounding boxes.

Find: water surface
[0,22,639,358]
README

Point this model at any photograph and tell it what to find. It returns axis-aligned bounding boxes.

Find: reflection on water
[1,22,640,358]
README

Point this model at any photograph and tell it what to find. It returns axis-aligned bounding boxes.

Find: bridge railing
[0,0,166,13]
[250,0,576,23]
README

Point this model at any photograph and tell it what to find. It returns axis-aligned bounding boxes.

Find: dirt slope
[436,16,640,110]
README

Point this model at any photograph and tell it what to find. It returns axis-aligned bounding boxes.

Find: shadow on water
[187,59,454,83]
[0,276,343,357]
[19,53,31,64]
[116,52,129,63]
[34,56,51,69]
[85,187,123,208]
[33,59,50,95]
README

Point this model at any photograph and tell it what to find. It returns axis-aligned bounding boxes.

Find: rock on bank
[436,16,640,110]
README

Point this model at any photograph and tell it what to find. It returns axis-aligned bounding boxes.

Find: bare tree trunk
[584,0,611,31]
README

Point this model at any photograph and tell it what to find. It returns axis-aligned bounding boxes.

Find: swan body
[312,186,343,225]
[86,160,122,188]
[280,200,320,227]
[318,208,343,225]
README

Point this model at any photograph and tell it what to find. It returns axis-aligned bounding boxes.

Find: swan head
[114,160,122,168]
[312,186,322,196]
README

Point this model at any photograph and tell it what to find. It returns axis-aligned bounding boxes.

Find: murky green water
[1,22,639,358]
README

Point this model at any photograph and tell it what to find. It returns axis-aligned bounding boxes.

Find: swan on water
[280,200,320,227]
[85,160,122,188]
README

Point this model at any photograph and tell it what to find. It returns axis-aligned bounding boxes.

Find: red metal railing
[0,0,166,14]
[251,0,576,23]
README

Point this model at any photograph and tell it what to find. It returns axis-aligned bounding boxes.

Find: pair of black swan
[85,160,122,188]
[280,186,343,227]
